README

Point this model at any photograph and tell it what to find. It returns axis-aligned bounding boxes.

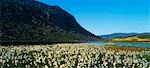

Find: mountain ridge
[99,32,150,39]
[0,0,100,44]
[99,33,137,39]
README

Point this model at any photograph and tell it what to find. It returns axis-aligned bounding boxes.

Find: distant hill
[99,33,137,39]
[0,0,100,44]
[112,33,150,42]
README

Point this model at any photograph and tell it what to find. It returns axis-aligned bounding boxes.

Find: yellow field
[112,37,150,42]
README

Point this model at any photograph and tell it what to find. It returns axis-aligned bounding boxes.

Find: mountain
[99,33,137,39]
[112,33,150,42]
[0,0,100,44]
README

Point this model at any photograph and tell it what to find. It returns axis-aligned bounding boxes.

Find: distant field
[0,44,150,68]
[111,34,150,42]
[112,37,150,42]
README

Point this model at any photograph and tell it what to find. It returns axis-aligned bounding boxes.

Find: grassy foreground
[0,44,150,68]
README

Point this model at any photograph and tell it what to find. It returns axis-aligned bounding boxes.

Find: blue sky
[39,0,149,35]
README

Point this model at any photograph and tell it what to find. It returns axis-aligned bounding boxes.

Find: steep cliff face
[1,0,100,43]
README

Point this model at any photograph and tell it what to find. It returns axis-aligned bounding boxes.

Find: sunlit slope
[112,33,150,42]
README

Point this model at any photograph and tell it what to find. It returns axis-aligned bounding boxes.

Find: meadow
[0,44,150,68]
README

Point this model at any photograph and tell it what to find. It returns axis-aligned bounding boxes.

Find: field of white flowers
[0,44,150,68]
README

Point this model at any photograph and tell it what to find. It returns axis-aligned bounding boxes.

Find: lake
[83,41,150,47]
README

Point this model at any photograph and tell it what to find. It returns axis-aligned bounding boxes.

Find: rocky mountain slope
[0,0,100,44]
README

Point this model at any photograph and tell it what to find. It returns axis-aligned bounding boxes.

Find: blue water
[83,41,150,47]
